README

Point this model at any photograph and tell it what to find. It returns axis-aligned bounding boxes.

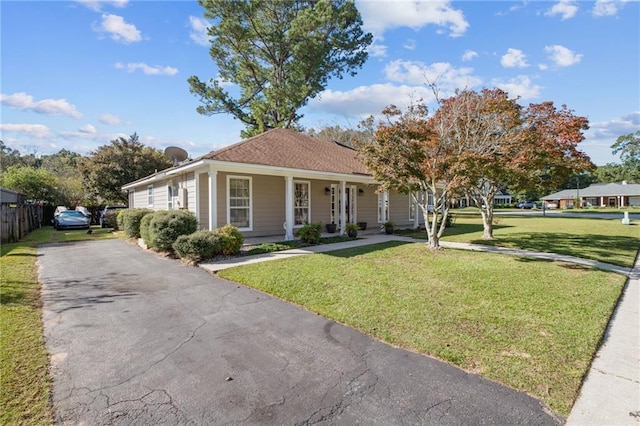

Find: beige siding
[131,186,149,209]
[198,172,209,230]
[388,190,414,228]
[356,184,379,228]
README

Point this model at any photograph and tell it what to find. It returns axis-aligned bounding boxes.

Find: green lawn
[406,215,639,268]
[0,226,118,425]
[219,241,628,417]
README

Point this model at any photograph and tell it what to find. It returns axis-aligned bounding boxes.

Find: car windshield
[61,211,86,218]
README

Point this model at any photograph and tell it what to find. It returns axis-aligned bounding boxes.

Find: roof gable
[200,128,370,176]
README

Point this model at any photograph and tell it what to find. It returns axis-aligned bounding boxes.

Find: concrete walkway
[199,233,640,424]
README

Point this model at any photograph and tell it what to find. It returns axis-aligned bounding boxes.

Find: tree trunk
[479,204,495,239]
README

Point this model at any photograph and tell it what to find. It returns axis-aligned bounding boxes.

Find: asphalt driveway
[39,239,560,425]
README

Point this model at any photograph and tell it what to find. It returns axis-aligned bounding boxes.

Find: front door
[330,184,356,224]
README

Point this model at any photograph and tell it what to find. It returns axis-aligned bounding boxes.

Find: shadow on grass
[321,240,412,258]
[0,280,41,307]
[469,233,639,267]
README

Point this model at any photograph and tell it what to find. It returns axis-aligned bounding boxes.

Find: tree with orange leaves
[358,101,464,249]
[359,89,593,247]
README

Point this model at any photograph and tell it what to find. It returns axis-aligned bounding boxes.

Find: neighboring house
[122,128,426,239]
[456,189,513,208]
[542,181,640,208]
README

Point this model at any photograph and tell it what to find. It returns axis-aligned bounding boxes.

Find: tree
[0,140,23,172]
[0,166,58,203]
[358,102,462,250]
[306,123,374,148]
[81,133,172,204]
[593,163,628,183]
[429,88,523,239]
[189,0,372,137]
[611,131,640,182]
[514,102,593,196]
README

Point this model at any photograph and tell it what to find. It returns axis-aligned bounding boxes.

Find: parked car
[100,205,127,228]
[516,201,537,209]
[53,210,91,230]
[53,206,68,217]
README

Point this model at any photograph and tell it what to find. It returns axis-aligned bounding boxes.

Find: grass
[401,215,639,268]
[219,241,627,417]
[244,235,354,255]
[0,226,118,425]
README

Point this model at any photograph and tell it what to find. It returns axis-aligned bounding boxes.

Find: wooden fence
[1,203,43,244]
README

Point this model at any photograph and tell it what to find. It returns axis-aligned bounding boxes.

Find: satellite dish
[164,146,188,165]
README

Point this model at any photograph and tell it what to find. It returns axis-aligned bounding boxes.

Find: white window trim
[293,180,311,228]
[147,185,154,208]
[167,185,174,210]
[226,175,252,231]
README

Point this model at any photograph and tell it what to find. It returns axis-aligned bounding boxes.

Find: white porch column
[208,168,217,231]
[601,196,605,207]
[413,195,419,228]
[339,180,346,235]
[194,172,201,228]
[620,196,625,207]
[284,176,294,240]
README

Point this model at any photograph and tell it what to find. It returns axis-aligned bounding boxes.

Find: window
[228,176,251,229]
[147,185,154,207]
[167,185,174,210]
[294,181,310,226]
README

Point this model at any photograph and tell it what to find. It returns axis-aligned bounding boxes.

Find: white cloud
[592,0,626,17]
[0,123,53,139]
[79,124,97,134]
[461,50,478,62]
[1,92,83,119]
[357,0,469,38]
[501,48,529,68]
[94,13,142,44]
[309,83,434,118]
[383,60,482,92]
[491,75,542,100]
[99,113,122,125]
[76,0,128,12]
[544,45,582,67]
[587,111,640,139]
[546,0,579,20]
[114,62,178,76]
[368,42,388,58]
[189,16,210,47]
[403,39,416,50]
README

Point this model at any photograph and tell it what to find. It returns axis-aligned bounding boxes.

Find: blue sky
[1,0,638,166]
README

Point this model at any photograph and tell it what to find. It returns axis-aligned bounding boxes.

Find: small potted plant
[383,220,394,235]
[345,222,358,238]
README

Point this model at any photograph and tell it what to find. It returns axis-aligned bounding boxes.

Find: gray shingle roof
[542,182,640,199]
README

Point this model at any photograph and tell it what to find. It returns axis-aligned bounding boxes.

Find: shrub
[295,222,322,244]
[140,213,155,247]
[173,231,222,262]
[104,210,121,230]
[119,208,153,238]
[148,210,198,252]
[214,224,244,255]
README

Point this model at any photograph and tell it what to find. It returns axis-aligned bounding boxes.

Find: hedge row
[173,224,244,263]
[114,208,244,262]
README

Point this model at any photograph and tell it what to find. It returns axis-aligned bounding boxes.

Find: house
[122,128,426,239]
[542,181,640,208]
